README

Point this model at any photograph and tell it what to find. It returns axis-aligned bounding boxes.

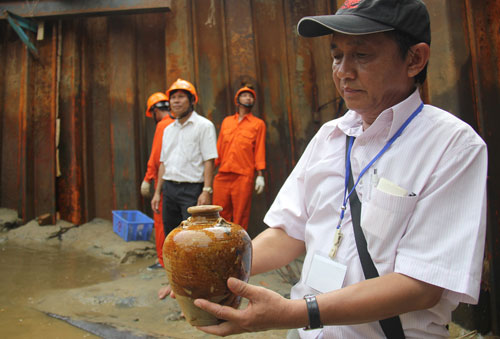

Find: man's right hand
[141,180,151,198]
[151,192,161,213]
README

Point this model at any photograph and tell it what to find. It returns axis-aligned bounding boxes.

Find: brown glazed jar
[162,205,252,326]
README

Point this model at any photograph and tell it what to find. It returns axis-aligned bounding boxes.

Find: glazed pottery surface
[162,205,252,326]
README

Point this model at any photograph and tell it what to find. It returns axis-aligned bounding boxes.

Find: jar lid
[187,205,223,214]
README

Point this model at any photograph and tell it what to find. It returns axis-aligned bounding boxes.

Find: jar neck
[189,212,220,225]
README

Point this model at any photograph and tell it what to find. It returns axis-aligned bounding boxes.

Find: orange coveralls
[213,113,266,230]
[144,115,174,266]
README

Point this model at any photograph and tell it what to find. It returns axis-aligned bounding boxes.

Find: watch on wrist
[303,294,323,330]
[202,187,213,194]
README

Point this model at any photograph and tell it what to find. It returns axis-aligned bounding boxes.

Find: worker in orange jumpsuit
[213,85,266,230]
[141,92,175,270]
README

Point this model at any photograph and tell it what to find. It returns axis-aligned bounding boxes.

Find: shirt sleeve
[214,119,226,169]
[200,120,218,162]
[159,125,169,163]
[395,142,487,304]
[254,120,266,171]
[144,124,165,182]
[264,132,319,241]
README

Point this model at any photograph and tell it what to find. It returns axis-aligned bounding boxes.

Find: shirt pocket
[236,129,256,150]
[360,186,417,267]
[183,142,199,162]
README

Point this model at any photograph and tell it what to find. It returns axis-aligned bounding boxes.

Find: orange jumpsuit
[144,115,174,266]
[213,113,266,230]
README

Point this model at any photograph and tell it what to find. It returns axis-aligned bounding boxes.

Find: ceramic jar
[162,205,252,326]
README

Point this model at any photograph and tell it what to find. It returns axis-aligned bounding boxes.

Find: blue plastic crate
[112,210,154,242]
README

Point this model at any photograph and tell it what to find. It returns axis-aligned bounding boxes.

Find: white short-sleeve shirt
[264,89,487,338]
[160,111,218,183]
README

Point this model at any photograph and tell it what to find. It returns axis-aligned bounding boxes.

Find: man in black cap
[182,1,488,337]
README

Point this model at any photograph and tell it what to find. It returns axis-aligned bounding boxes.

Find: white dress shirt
[264,89,487,338]
[160,111,218,183]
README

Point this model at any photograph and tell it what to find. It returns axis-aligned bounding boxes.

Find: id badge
[305,252,347,293]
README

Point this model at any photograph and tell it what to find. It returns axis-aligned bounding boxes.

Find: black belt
[165,180,201,185]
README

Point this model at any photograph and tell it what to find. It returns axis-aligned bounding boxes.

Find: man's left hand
[194,277,293,336]
[197,191,212,206]
[255,176,265,194]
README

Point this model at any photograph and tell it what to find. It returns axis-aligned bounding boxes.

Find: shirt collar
[233,112,252,122]
[334,88,423,140]
[174,111,198,127]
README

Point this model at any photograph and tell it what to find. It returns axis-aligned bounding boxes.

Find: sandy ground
[0,208,496,339]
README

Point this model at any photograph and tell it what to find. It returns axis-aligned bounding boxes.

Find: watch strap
[303,294,323,330]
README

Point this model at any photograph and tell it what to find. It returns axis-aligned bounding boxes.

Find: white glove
[141,180,151,198]
[255,176,265,194]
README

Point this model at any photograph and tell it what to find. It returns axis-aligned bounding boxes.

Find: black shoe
[147,263,163,270]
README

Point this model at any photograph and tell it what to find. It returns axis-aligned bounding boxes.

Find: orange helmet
[146,92,169,117]
[234,86,256,106]
[166,78,198,104]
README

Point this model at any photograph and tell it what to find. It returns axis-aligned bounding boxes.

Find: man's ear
[407,42,430,78]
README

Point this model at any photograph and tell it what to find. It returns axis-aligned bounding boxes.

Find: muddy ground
[0,208,493,338]
[0,208,292,338]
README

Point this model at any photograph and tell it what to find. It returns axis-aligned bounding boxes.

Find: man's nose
[335,58,355,79]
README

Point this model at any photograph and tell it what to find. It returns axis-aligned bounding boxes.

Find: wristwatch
[202,187,213,194]
[303,294,323,330]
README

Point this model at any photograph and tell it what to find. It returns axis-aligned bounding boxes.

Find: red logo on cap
[340,0,361,9]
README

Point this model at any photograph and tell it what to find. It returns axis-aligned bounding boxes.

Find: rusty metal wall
[1,0,500,331]
[0,0,339,227]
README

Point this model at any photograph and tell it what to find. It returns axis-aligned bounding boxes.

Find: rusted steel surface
[31,21,57,224]
[81,17,113,220]
[1,25,32,220]
[192,0,230,123]
[224,0,257,107]
[426,1,476,127]
[108,15,140,211]
[135,13,168,215]
[0,0,171,19]
[57,20,85,224]
[165,1,195,87]
[464,0,500,333]
[0,23,5,208]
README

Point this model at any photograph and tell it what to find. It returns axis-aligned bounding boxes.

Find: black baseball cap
[297,0,430,44]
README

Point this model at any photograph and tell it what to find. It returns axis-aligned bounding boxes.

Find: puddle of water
[0,242,146,338]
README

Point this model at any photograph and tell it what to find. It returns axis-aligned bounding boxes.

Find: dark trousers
[162,180,203,236]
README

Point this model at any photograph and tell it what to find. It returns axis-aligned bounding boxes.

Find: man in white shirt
[192,0,487,338]
[151,79,218,236]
